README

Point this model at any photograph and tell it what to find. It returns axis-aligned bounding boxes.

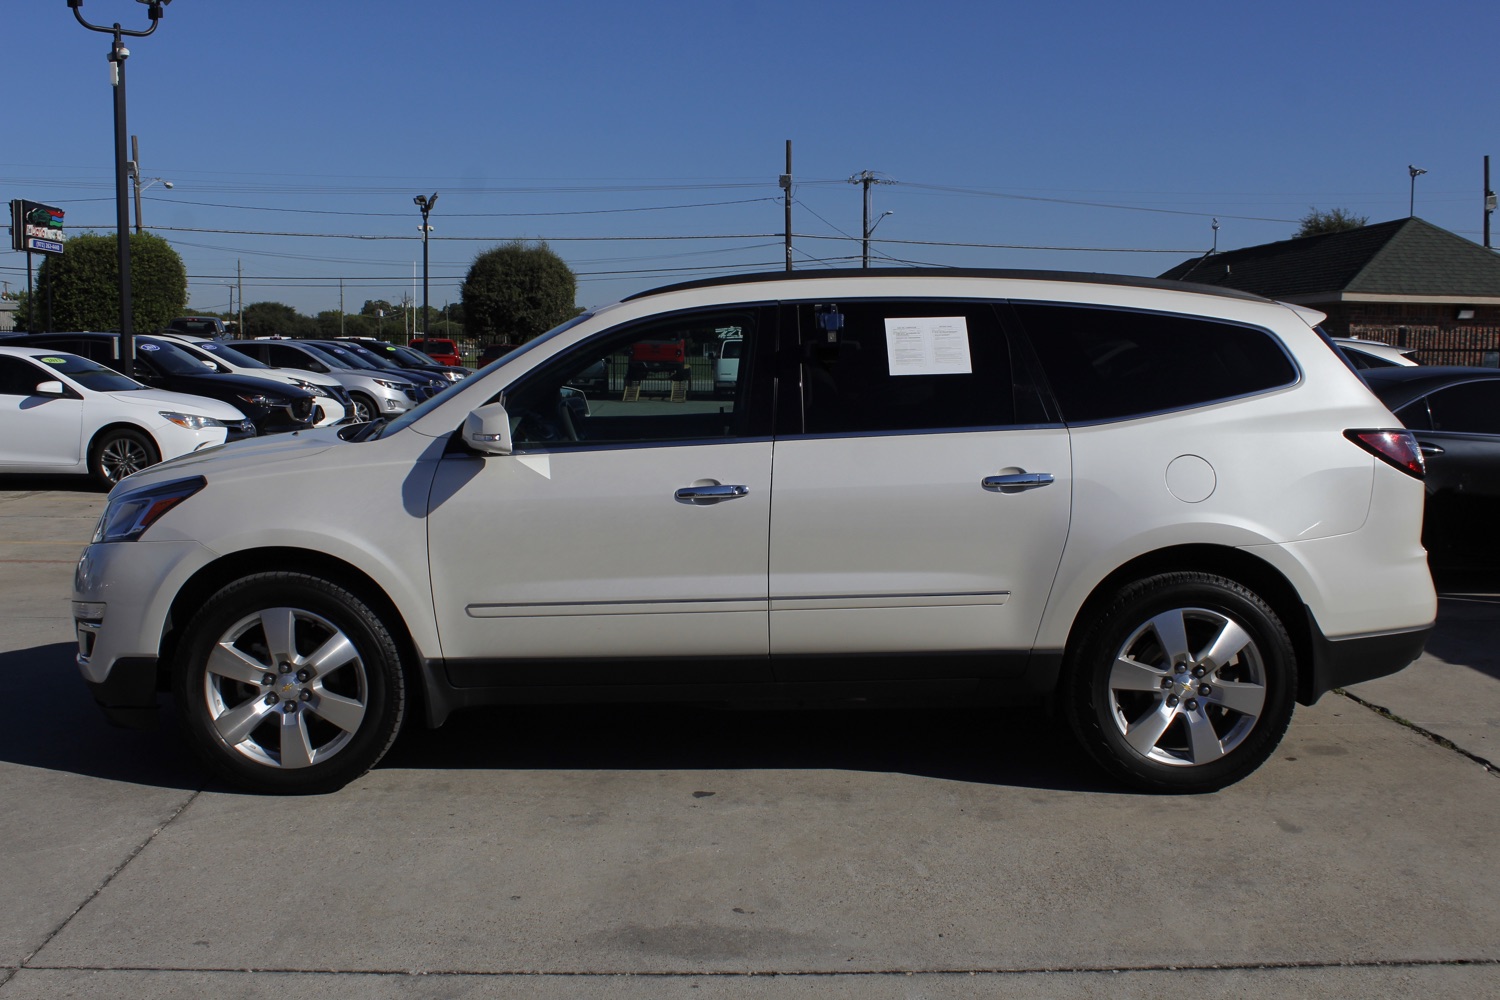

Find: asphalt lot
[0,481,1497,998]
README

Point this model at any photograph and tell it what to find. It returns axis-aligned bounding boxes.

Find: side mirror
[462,401,514,456]
[35,380,66,397]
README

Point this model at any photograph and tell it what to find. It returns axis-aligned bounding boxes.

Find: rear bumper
[1300,614,1432,704]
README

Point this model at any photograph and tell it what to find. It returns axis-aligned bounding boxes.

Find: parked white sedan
[0,345,249,488]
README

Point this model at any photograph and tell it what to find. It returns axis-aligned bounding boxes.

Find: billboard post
[9,200,66,333]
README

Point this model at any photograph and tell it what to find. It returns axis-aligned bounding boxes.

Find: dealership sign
[9,200,66,255]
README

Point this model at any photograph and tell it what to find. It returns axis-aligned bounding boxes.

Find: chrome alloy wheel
[1105,607,1268,768]
[202,606,369,769]
[99,435,154,482]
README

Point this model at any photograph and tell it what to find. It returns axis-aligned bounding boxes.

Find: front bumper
[73,538,215,727]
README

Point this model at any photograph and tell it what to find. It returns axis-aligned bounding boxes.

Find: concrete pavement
[0,483,1496,999]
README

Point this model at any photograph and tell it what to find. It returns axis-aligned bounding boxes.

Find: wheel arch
[86,421,160,460]
[1061,544,1318,704]
[158,547,428,724]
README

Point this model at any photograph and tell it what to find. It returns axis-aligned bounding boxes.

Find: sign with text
[9,200,67,255]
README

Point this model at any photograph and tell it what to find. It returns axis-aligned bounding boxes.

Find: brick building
[1159,217,1500,366]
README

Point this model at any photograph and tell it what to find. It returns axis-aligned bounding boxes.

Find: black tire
[350,393,378,423]
[1062,572,1296,793]
[90,427,159,490]
[172,572,405,794]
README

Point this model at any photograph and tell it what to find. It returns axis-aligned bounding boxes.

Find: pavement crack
[18,787,205,970]
[1337,687,1498,776]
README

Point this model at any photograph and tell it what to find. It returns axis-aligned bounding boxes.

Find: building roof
[1158,217,1500,302]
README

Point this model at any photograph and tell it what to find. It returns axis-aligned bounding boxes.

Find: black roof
[1361,364,1500,410]
[1158,218,1500,301]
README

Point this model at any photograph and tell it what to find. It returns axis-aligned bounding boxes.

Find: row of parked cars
[0,330,472,488]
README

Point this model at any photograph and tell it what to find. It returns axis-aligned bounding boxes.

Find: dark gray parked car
[1363,366,1500,572]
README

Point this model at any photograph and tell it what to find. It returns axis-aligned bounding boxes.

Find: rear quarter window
[1013,303,1297,423]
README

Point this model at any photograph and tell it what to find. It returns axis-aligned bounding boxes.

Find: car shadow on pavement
[0,644,206,790]
[1424,590,1500,683]
[0,474,106,493]
[381,702,1118,794]
[0,639,1113,793]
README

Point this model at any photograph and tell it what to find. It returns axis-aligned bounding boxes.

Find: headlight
[93,476,207,543]
[158,410,225,431]
[235,393,280,408]
[374,379,406,390]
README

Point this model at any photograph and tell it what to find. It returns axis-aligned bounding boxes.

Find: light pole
[68,0,172,369]
[864,210,894,268]
[413,192,438,337]
[1409,165,1427,218]
[128,134,171,233]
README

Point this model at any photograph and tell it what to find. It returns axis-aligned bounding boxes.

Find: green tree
[33,231,187,332]
[1295,208,1368,238]
[461,240,576,343]
[242,301,317,339]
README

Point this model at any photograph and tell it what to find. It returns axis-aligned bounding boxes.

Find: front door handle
[675,484,750,504]
[982,472,1055,491]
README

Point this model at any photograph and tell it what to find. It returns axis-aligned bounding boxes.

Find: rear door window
[783,299,1043,435]
[1012,303,1297,423]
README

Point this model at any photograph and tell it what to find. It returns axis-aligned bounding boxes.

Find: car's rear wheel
[1063,572,1296,793]
[172,572,405,794]
[90,427,159,489]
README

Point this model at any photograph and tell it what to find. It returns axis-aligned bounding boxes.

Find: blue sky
[5,0,1497,320]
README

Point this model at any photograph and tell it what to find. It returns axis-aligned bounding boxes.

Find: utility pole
[849,170,894,268]
[236,260,243,336]
[780,141,793,272]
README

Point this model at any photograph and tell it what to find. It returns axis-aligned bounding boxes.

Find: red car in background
[409,337,462,366]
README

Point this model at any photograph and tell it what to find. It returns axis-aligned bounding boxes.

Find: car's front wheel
[1063,572,1296,793]
[90,427,159,489]
[349,393,378,423]
[173,572,405,794]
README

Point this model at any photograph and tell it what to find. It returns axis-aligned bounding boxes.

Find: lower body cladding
[417,609,1430,728]
[72,546,1432,795]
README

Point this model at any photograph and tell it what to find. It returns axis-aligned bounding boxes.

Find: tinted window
[1014,303,1297,423]
[505,308,765,448]
[0,357,47,396]
[1423,380,1500,434]
[35,353,139,391]
[790,299,1024,434]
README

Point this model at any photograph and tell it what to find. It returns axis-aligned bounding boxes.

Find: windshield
[475,312,594,373]
[330,344,403,371]
[375,311,598,440]
[136,338,221,374]
[388,344,436,367]
[315,344,383,372]
[194,340,271,369]
[35,352,142,392]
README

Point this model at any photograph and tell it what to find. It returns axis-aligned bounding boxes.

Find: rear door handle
[982,472,1055,491]
[1420,443,1445,456]
[675,484,750,504]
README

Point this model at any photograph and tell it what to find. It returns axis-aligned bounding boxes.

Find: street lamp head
[1409,165,1427,178]
[162,180,173,189]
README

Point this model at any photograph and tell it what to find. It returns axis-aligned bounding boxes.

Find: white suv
[72,270,1436,794]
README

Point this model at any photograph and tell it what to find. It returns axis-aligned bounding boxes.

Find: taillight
[1345,429,1425,479]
